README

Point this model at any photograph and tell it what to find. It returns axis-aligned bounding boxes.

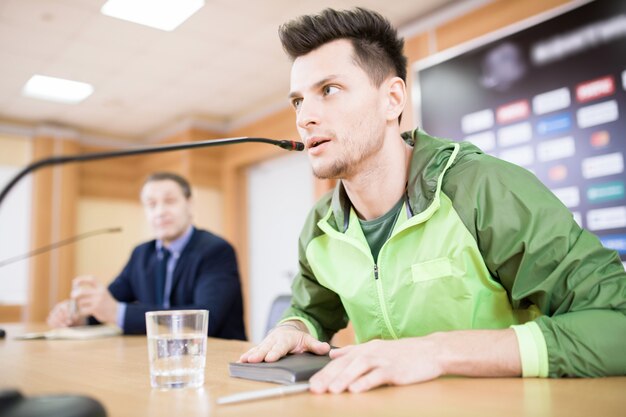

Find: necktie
[155,248,171,307]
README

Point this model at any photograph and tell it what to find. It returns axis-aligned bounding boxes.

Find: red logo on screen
[576,76,615,103]
[591,131,610,148]
[496,100,530,124]
[548,165,568,182]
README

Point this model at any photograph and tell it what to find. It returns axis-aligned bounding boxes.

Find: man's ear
[187,196,194,218]
[384,76,406,122]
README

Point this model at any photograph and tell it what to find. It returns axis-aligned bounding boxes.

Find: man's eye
[323,85,339,96]
[292,98,302,110]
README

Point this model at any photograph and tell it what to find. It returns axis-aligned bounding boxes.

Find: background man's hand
[46,299,85,328]
[71,276,118,325]
[239,321,330,363]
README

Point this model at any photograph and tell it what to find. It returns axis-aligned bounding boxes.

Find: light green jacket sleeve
[444,151,626,377]
[280,194,349,342]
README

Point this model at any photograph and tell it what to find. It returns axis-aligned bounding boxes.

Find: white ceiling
[0,0,456,143]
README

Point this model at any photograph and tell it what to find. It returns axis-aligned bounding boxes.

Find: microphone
[0,227,122,268]
[0,137,304,207]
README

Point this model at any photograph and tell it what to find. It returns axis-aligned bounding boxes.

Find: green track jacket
[282,128,626,378]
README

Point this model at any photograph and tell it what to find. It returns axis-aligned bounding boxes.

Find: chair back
[264,294,292,336]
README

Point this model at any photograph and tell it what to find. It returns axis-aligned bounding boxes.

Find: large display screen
[416,0,626,261]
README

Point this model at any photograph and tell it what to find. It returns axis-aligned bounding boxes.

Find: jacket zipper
[373,263,398,339]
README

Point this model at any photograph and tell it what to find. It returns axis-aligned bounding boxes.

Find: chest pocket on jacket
[411,257,457,283]
[407,256,473,330]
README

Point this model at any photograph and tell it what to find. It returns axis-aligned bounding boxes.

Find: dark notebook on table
[228,352,331,384]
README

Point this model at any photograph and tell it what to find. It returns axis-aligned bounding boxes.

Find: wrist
[274,320,306,333]
[425,329,522,378]
[422,332,449,377]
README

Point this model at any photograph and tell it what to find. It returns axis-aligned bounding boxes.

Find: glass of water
[145,309,209,389]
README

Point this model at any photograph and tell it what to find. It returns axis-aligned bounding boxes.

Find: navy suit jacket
[106,228,246,340]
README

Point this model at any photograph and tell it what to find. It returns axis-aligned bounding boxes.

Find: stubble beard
[312,159,349,180]
[312,126,384,180]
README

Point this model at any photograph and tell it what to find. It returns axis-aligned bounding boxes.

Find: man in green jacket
[240,8,626,393]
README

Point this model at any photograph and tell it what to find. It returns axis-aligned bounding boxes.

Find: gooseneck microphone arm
[0,136,304,207]
[0,227,123,268]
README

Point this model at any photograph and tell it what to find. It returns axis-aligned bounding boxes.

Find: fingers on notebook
[240,329,328,363]
[303,336,331,355]
[47,301,73,328]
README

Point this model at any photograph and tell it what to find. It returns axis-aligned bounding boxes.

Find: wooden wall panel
[27,137,79,322]
[0,305,23,322]
[435,0,571,51]
[230,107,298,142]
[78,145,143,200]
[26,138,54,322]
[189,152,222,189]
[55,140,79,305]
[404,32,430,62]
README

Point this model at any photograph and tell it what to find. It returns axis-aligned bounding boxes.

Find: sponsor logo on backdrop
[587,206,626,231]
[462,109,494,134]
[537,136,576,162]
[590,130,610,148]
[552,186,580,208]
[531,15,626,66]
[600,234,626,254]
[464,131,496,151]
[536,113,571,136]
[577,100,619,128]
[499,145,534,167]
[533,87,571,115]
[548,165,568,182]
[576,75,615,103]
[496,100,530,124]
[497,122,532,147]
[582,152,624,179]
[587,181,625,204]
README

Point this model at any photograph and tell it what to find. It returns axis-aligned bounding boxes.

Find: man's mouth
[307,138,331,149]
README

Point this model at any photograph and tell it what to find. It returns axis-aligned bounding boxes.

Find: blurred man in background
[48,172,246,340]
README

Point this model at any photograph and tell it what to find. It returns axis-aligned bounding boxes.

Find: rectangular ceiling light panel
[101,0,205,31]
[22,75,94,104]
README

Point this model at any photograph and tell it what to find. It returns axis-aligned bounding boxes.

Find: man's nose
[153,203,167,215]
[296,99,321,129]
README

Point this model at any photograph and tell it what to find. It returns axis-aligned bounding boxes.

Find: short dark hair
[279,7,407,86]
[142,172,192,199]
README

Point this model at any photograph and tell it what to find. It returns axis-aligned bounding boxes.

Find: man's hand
[310,338,443,394]
[71,276,119,325]
[47,300,86,328]
[239,321,331,363]
[309,329,521,394]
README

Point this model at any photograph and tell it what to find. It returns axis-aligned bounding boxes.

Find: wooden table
[1,323,625,417]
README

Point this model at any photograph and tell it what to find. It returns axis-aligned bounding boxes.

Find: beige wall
[192,186,224,236]
[0,134,31,166]
[75,198,149,285]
